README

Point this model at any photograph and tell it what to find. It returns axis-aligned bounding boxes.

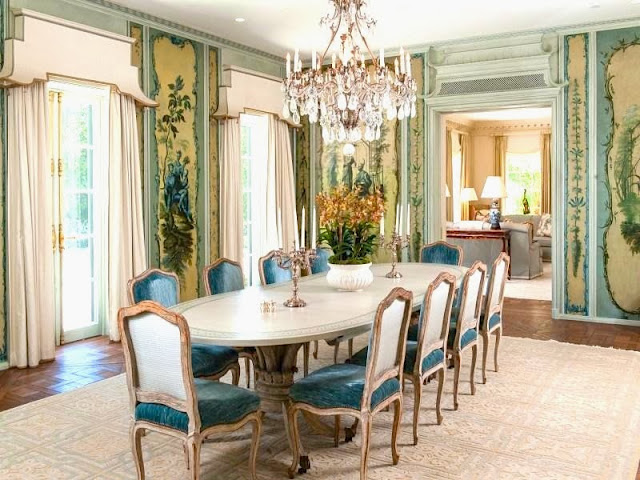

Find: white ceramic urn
[326,263,374,291]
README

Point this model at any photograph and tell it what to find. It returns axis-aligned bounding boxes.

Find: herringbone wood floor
[1,298,638,477]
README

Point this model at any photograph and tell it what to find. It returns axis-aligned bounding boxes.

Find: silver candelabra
[379,230,410,278]
[274,246,316,307]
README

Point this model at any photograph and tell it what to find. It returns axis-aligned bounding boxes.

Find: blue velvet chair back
[311,247,332,274]
[420,241,463,266]
[203,259,244,295]
[258,251,292,285]
[128,269,179,308]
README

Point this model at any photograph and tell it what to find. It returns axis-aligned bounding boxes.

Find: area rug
[504,263,552,301]
[1,336,639,480]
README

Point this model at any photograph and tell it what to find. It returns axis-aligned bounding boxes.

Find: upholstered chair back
[363,288,412,403]
[457,262,487,335]
[420,241,463,266]
[258,251,293,285]
[128,269,179,308]
[119,301,198,431]
[311,247,332,274]
[203,258,244,296]
[485,253,510,321]
[417,273,456,356]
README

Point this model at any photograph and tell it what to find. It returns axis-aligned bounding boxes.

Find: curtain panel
[445,128,453,221]
[541,133,552,214]
[107,91,147,341]
[459,132,470,221]
[220,119,244,266]
[7,82,56,367]
[494,135,507,211]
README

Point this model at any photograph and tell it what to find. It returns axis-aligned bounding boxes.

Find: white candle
[312,49,317,70]
[406,204,411,237]
[379,48,384,66]
[395,204,400,233]
[406,53,411,76]
[286,52,291,77]
[294,207,300,250]
[399,47,405,74]
[394,58,399,77]
[311,208,317,250]
[332,53,336,69]
[294,49,299,72]
[380,213,385,237]
[277,208,283,248]
[301,207,306,248]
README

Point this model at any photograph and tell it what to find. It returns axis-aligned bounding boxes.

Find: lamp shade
[445,184,451,198]
[481,176,507,199]
[460,187,478,202]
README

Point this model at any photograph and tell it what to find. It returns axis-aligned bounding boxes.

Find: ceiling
[111,0,640,58]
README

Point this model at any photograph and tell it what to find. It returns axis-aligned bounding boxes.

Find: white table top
[173,263,466,347]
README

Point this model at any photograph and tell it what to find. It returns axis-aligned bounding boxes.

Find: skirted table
[172,263,466,411]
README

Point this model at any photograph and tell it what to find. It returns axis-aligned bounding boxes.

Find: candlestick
[379,230,410,279]
[274,245,317,307]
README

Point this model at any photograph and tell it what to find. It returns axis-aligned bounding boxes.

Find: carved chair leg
[286,404,300,479]
[360,414,372,480]
[244,357,251,388]
[186,435,201,480]
[481,332,489,384]
[345,417,359,442]
[333,342,340,364]
[391,398,402,464]
[412,377,422,445]
[231,363,240,386]
[303,343,310,377]
[348,339,353,360]
[470,344,478,395]
[453,353,461,411]
[334,415,341,447]
[131,424,145,480]
[249,413,263,480]
[313,340,318,359]
[494,326,502,372]
[436,368,445,425]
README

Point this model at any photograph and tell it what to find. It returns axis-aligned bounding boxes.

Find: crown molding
[61,0,283,64]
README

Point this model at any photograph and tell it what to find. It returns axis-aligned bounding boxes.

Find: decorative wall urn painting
[597,27,640,318]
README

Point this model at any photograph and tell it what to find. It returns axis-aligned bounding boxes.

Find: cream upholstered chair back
[362,288,413,406]
[458,261,487,334]
[118,301,199,430]
[417,273,456,358]
[485,253,510,321]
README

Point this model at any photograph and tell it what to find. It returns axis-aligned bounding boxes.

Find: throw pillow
[537,213,552,237]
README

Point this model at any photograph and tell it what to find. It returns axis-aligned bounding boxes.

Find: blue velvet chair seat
[135,379,260,432]
[289,364,400,410]
[407,323,419,342]
[480,312,501,330]
[350,343,445,375]
[191,344,239,378]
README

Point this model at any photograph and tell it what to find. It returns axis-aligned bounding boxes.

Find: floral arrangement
[316,186,385,265]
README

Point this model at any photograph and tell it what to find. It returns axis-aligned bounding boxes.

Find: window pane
[64,193,90,235]
[505,152,542,215]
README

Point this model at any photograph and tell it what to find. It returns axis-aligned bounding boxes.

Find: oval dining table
[172,262,467,412]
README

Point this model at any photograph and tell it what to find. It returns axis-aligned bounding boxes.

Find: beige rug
[504,263,552,301]
[1,336,639,480]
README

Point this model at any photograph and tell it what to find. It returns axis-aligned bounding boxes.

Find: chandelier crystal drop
[282,0,417,144]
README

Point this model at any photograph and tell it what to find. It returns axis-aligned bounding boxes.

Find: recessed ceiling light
[587,1,600,7]
[235,17,246,23]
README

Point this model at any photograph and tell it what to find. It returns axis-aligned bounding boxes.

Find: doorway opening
[440,106,554,302]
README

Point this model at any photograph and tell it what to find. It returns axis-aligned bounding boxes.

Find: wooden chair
[258,251,310,377]
[350,273,456,445]
[286,287,413,480]
[419,241,463,266]
[118,301,263,480]
[480,253,510,384]
[128,268,240,385]
[309,247,355,364]
[446,261,487,410]
[203,258,256,388]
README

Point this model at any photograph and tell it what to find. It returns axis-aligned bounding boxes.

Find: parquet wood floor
[0,298,638,477]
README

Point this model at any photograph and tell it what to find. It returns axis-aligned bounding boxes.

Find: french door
[49,82,108,343]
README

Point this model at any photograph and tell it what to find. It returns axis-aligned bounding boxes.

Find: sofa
[446,220,543,280]
[503,214,551,262]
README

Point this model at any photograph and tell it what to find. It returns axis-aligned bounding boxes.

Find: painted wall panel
[295,117,311,245]
[209,47,220,261]
[409,54,425,260]
[564,33,589,315]
[596,27,640,320]
[149,29,203,300]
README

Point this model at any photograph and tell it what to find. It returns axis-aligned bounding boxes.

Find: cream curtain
[269,115,299,250]
[459,132,470,220]
[494,135,507,210]
[220,119,244,265]
[107,91,147,341]
[445,128,453,221]
[541,133,552,214]
[7,83,56,367]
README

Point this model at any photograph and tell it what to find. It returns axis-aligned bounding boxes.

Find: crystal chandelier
[282,0,417,144]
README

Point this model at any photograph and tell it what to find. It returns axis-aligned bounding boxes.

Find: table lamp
[481,176,507,230]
